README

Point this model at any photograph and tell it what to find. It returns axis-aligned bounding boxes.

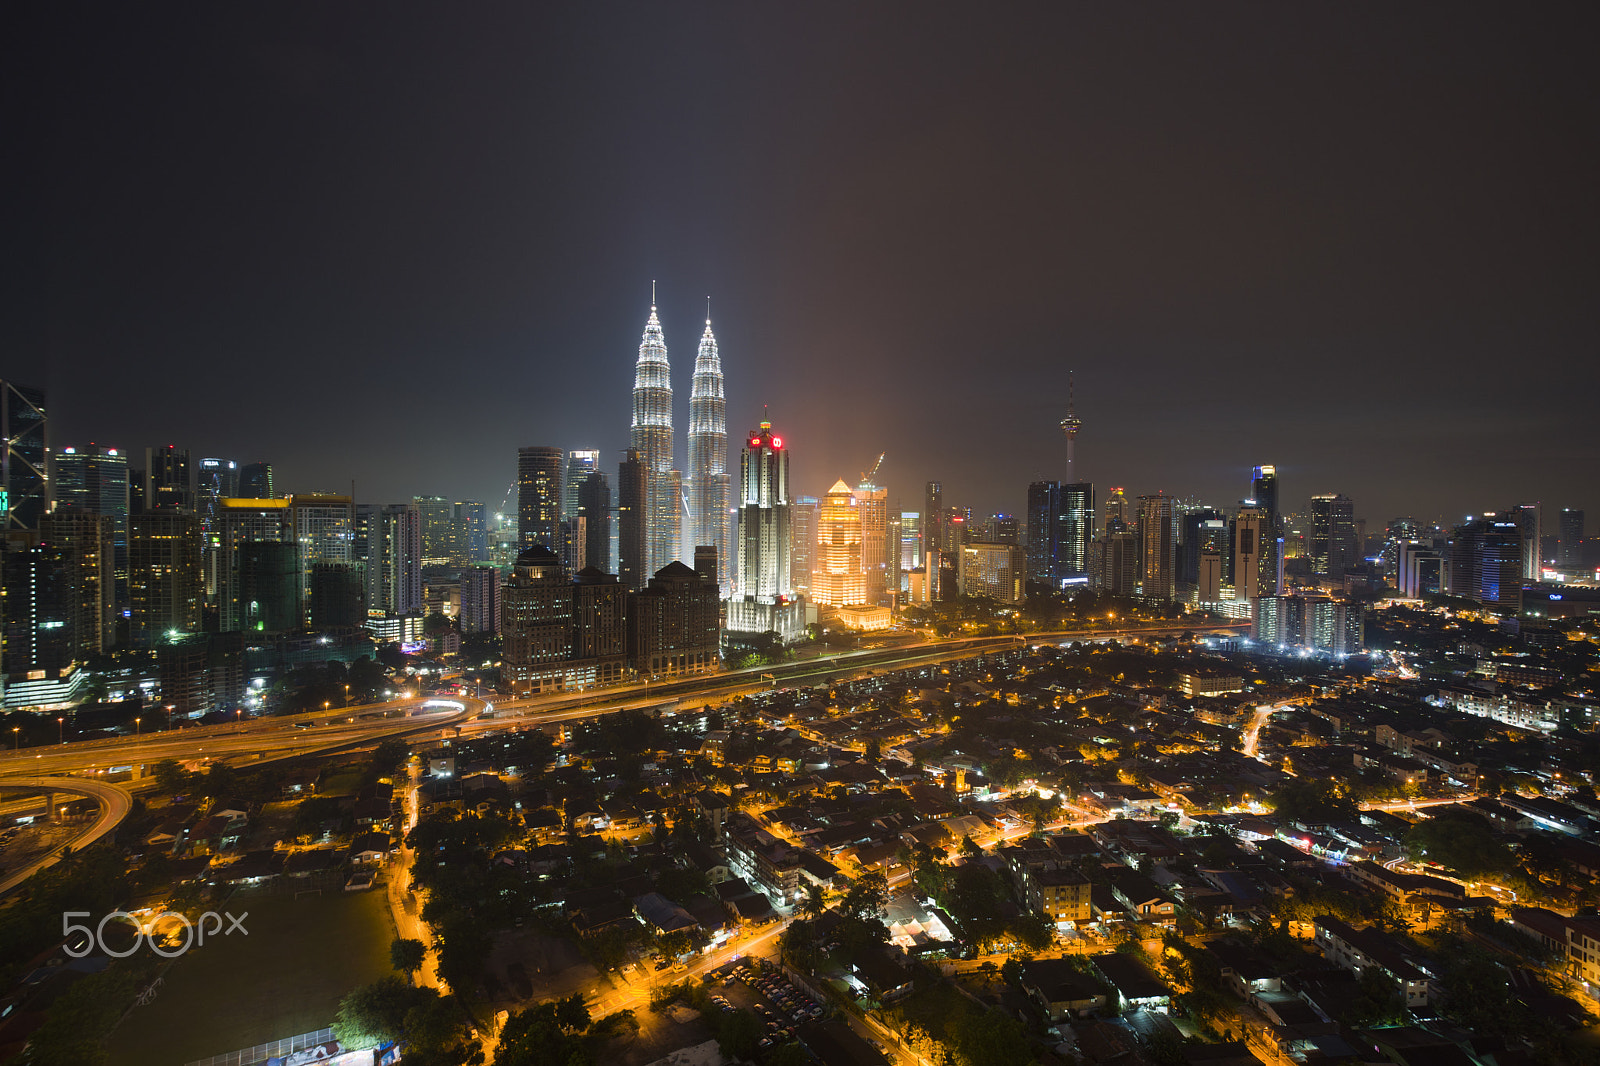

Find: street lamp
[165,704,173,731]
[134,717,141,736]
[345,684,351,707]
[11,727,19,750]
[57,717,64,745]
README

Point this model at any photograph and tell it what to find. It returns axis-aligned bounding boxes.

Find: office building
[563,450,600,523]
[217,497,293,631]
[814,479,866,607]
[1251,465,1282,595]
[631,295,680,574]
[1449,515,1523,614]
[289,494,354,622]
[1027,481,1095,590]
[196,458,239,599]
[129,510,203,645]
[617,449,647,592]
[1096,524,1138,596]
[53,444,131,605]
[924,482,943,574]
[1233,505,1264,602]
[726,422,804,640]
[1,381,48,531]
[1559,509,1584,569]
[959,542,1024,603]
[412,495,455,565]
[855,480,890,605]
[1179,509,1227,591]
[459,565,501,635]
[687,317,732,590]
[1138,493,1175,601]
[576,472,611,573]
[1396,541,1444,599]
[790,495,819,597]
[629,561,720,679]
[517,446,564,554]
[1309,493,1357,578]
[146,445,193,513]
[900,511,922,579]
[1102,487,1129,534]
[239,462,274,499]
[2,534,80,682]
[1511,502,1541,580]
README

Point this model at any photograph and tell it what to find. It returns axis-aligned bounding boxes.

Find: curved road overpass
[0,776,134,896]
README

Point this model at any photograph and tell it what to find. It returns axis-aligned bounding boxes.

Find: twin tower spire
[630,286,731,583]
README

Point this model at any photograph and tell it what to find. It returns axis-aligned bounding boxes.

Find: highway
[0,776,134,896]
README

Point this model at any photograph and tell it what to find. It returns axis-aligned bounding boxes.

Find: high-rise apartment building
[500,547,626,695]
[146,445,193,513]
[814,479,866,607]
[517,446,564,554]
[413,495,455,565]
[617,450,647,592]
[1308,493,1357,578]
[687,317,731,590]
[129,510,202,645]
[629,561,720,679]
[455,500,488,564]
[459,565,501,634]
[727,422,803,640]
[1138,493,1175,601]
[789,496,819,597]
[959,542,1024,603]
[1096,525,1138,596]
[1,380,48,531]
[631,297,680,574]
[358,503,422,616]
[1559,509,1585,569]
[37,512,113,659]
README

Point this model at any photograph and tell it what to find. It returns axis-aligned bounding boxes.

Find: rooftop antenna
[651,279,656,308]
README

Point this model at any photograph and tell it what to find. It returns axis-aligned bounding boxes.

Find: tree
[1403,814,1513,879]
[799,882,827,920]
[391,937,428,977]
[553,992,590,1032]
[333,977,433,1049]
[713,1009,763,1061]
[371,738,410,779]
[153,758,189,794]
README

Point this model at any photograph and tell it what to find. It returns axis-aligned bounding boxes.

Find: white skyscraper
[687,314,731,590]
[631,291,680,576]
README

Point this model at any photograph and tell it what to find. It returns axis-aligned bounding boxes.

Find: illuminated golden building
[813,478,866,606]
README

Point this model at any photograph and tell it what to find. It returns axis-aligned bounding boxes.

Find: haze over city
[9,5,1598,524]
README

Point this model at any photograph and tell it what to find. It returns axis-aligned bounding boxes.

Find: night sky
[8,5,1598,531]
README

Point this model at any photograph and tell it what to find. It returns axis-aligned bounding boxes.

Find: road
[0,776,134,896]
[0,699,480,782]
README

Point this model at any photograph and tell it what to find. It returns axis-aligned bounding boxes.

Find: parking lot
[708,958,829,1052]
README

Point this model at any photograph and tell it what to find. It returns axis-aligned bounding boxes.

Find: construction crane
[860,452,885,488]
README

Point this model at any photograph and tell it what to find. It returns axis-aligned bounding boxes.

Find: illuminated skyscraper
[1138,493,1174,601]
[1251,465,1282,594]
[1510,502,1541,580]
[900,512,922,575]
[631,293,680,574]
[1308,493,1357,578]
[923,481,943,565]
[1,380,48,531]
[239,462,274,498]
[1233,504,1264,602]
[563,450,600,523]
[617,449,646,592]
[1559,509,1584,569]
[1027,481,1094,589]
[517,446,563,553]
[815,479,866,607]
[727,421,803,640]
[687,315,731,587]
[288,494,354,623]
[1449,514,1522,613]
[854,478,889,605]
[790,495,818,596]
[53,444,130,605]
[218,497,291,631]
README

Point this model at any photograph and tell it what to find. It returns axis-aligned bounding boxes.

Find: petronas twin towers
[630,290,731,584]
